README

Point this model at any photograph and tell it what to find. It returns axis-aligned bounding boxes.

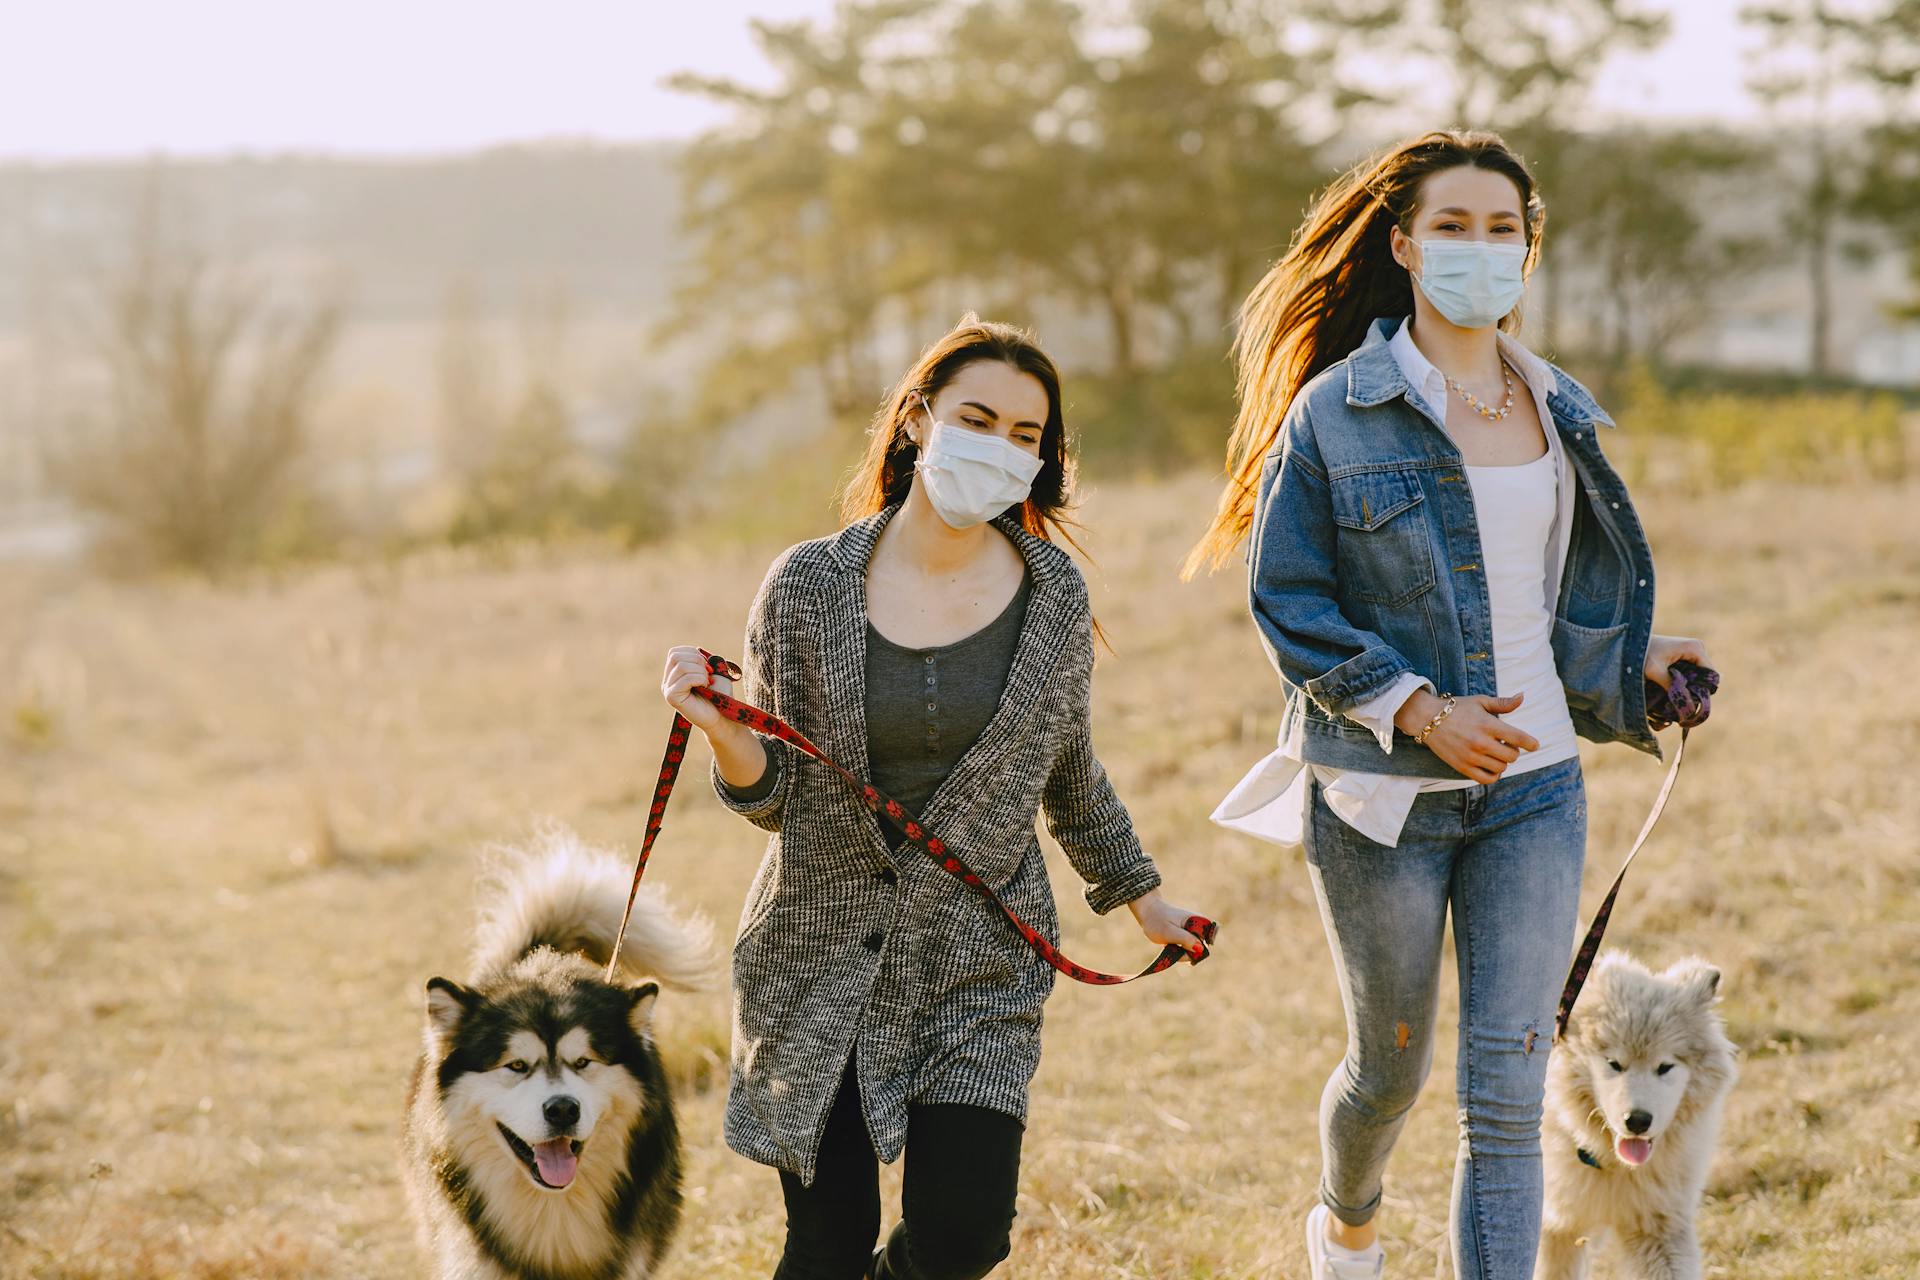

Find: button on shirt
[1214,317,1581,848]
[864,570,1033,842]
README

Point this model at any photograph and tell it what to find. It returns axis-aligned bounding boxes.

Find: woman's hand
[1645,634,1711,688]
[662,645,771,790]
[1394,689,1540,785]
[1127,889,1212,961]
[661,645,735,734]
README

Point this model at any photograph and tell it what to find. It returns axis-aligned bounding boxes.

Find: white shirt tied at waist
[1215,316,1582,849]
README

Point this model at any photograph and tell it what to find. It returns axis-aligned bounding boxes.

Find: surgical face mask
[911,405,1045,530]
[1412,239,1528,330]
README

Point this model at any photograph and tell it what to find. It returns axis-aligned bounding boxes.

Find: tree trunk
[1541,261,1564,358]
[1104,279,1138,382]
[1808,206,1833,378]
[1608,255,1633,370]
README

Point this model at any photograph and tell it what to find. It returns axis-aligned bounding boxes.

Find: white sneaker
[1305,1204,1384,1280]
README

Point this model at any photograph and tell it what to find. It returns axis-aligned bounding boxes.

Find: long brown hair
[1182,129,1545,578]
[842,314,1083,550]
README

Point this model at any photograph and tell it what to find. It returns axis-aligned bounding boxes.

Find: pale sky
[5,0,1779,160]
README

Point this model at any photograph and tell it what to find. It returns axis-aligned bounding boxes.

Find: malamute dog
[1536,951,1738,1280]
[402,828,713,1280]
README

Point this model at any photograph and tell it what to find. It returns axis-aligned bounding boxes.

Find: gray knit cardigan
[710,502,1165,1185]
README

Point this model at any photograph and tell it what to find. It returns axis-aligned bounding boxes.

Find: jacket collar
[1345,314,1616,429]
[1388,313,1561,402]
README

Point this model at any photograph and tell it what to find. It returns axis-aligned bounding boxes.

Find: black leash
[1554,660,1720,1042]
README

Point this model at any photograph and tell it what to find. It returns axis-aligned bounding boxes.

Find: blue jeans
[1303,755,1587,1280]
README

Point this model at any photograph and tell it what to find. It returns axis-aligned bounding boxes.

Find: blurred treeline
[22,0,1920,572]
[665,0,1920,464]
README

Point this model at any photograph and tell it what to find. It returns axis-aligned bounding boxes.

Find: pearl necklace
[1444,360,1517,421]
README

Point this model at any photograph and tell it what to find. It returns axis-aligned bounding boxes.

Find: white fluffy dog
[1536,951,1738,1280]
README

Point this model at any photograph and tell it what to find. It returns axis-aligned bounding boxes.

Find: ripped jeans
[1303,755,1586,1280]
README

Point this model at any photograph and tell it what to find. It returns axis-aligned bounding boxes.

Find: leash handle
[1645,658,1717,731]
[609,650,1218,985]
[1554,659,1720,1040]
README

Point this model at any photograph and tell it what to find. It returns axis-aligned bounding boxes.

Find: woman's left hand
[1644,633,1712,688]
[1127,890,1212,961]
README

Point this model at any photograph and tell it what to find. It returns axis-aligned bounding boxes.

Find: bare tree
[44,189,343,571]
[1743,0,1885,377]
[1850,1,1920,316]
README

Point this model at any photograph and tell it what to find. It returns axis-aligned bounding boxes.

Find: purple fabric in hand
[1646,659,1719,731]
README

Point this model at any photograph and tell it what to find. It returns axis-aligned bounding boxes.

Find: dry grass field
[3,470,1917,1278]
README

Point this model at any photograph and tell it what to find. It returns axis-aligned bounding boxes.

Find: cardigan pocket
[728,961,813,1173]
[954,921,1021,988]
[729,931,814,1088]
[732,850,784,950]
[918,840,1055,1011]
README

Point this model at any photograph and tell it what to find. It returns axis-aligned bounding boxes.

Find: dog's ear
[1668,958,1722,1005]
[627,981,660,1039]
[425,978,479,1049]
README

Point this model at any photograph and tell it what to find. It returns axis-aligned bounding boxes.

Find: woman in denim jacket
[1188,131,1711,1280]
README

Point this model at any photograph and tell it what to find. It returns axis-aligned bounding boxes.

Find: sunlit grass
[3,471,1917,1277]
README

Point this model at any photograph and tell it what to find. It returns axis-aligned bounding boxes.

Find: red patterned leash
[608,650,1218,984]
[1553,660,1719,1042]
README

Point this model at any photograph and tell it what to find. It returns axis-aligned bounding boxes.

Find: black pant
[773,1056,1024,1280]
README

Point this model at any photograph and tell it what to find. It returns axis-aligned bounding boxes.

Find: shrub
[43,205,343,573]
[1609,363,1911,493]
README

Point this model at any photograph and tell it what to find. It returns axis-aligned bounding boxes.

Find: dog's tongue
[1616,1136,1652,1166]
[533,1139,578,1188]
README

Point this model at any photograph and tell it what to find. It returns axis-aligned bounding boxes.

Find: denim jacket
[1249,316,1661,777]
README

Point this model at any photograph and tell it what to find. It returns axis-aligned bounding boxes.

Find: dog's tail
[469,824,716,990]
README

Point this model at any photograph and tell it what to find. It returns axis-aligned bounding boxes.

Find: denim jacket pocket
[1563,488,1632,627]
[1551,614,1630,725]
[1329,469,1437,608]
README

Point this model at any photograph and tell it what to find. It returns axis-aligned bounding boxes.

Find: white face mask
[1413,239,1528,330]
[911,405,1044,530]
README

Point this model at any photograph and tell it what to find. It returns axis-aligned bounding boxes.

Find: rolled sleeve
[708,567,792,833]
[1083,857,1164,917]
[1040,607,1163,916]
[1302,647,1419,727]
[1248,401,1423,720]
[712,739,786,830]
[1343,670,1434,752]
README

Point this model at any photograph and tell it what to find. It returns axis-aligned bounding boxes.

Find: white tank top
[1464,450,1579,775]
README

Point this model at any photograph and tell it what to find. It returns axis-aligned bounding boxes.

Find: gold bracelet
[1414,693,1457,746]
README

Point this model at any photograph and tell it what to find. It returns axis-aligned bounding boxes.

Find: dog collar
[1576,1146,1604,1170]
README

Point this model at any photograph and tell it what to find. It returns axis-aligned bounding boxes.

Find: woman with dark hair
[1191,131,1709,1279]
[663,316,1209,1280]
